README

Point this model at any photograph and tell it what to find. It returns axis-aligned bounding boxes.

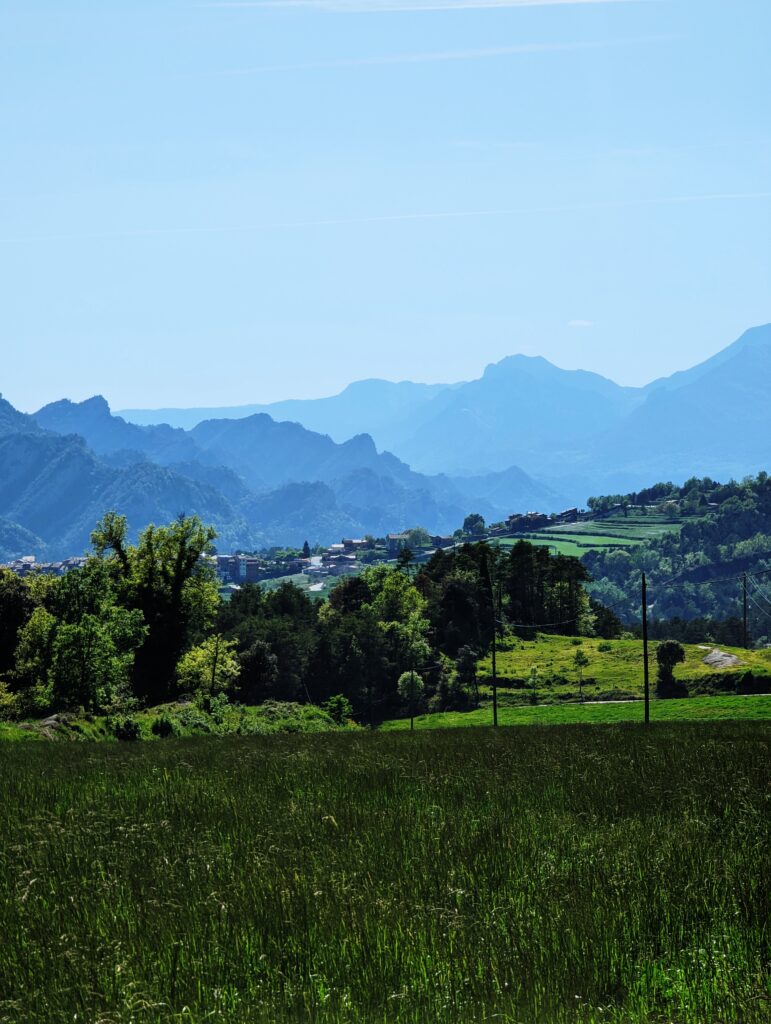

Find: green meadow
[1,723,769,1024]
[381,693,771,729]
[495,514,687,557]
[476,632,771,700]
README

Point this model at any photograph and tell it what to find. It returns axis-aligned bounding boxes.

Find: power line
[741,581,769,618]
[747,574,771,600]
[745,589,771,622]
[658,565,771,589]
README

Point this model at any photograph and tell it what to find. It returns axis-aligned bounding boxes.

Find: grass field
[381,693,771,730]
[495,535,593,558]
[1,724,768,1023]
[476,632,771,700]
[259,572,341,600]
[495,514,687,557]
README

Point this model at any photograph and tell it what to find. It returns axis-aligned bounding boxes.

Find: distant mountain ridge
[0,389,560,560]
[119,323,771,494]
[35,395,203,465]
[3,323,768,560]
[587,326,771,488]
[120,380,454,442]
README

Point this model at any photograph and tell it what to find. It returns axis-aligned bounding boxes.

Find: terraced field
[495,513,689,557]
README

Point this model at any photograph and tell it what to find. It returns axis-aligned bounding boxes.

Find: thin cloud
[215,37,665,75]
[3,192,769,246]
[568,319,594,328]
[201,1,636,12]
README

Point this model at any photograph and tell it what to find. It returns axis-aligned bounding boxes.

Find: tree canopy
[1,516,605,725]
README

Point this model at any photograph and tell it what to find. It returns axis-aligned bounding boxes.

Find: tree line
[0,514,618,724]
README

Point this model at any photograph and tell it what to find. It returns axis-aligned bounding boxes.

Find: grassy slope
[381,693,771,730]
[495,513,688,557]
[0,700,353,743]
[495,536,592,557]
[477,632,771,698]
[1,724,767,1023]
[0,721,39,742]
[259,572,342,600]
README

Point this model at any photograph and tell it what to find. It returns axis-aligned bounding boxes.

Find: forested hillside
[585,474,771,637]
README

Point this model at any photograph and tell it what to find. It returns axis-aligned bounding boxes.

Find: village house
[386,533,411,557]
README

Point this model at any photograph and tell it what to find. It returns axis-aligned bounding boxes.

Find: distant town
[1,506,590,591]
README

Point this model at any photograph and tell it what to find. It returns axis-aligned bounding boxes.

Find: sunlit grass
[477,633,771,697]
[381,694,771,730]
[494,514,688,556]
[1,723,768,1023]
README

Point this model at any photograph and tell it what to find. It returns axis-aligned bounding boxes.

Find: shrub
[151,714,179,739]
[176,706,212,733]
[0,681,19,722]
[322,694,353,725]
[737,671,771,696]
[208,692,230,725]
[113,717,141,742]
[196,691,230,725]
[656,640,688,698]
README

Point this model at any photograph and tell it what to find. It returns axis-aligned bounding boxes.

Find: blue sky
[1,0,770,411]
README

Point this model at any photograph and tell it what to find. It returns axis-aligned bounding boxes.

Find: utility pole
[743,573,749,649]
[491,612,498,729]
[489,575,501,729]
[641,572,650,725]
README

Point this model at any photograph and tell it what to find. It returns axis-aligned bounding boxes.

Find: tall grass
[382,694,771,729]
[1,723,768,1023]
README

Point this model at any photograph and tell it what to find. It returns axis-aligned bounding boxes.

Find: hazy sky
[2,0,770,411]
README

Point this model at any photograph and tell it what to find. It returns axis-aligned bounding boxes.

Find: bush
[0,681,19,722]
[196,691,230,725]
[151,713,179,739]
[656,640,687,698]
[322,694,353,725]
[113,717,141,742]
[597,642,612,653]
[737,671,771,696]
[208,692,230,725]
[176,706,213,733]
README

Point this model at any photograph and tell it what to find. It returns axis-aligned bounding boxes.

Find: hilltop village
[1,508,590,586]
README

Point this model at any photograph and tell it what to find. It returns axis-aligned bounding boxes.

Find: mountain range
[0,393,559,561]
[1,323,769,561]
[121,323,771,489]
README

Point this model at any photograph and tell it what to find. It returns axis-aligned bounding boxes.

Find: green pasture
[495,536,592,557]
[476,632,771,699]
[381,693,771,730]
[259,571,341,600]
[1,723,768,1023]
[495,514,688,557]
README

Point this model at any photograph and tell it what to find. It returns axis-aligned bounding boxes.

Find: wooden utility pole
[491,616,498,729]
[641,572,650,725]
[489,576,501,728]
[743,573,749,649]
